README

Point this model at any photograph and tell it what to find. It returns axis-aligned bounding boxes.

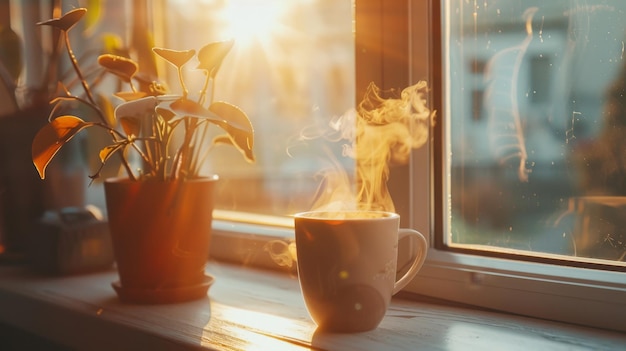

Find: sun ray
[220,0,287,48]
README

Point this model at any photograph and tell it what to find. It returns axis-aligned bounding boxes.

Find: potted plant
[31,8,255,303]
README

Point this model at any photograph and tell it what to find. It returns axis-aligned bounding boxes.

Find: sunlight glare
[221,0,285,46]
[203,304,315,350]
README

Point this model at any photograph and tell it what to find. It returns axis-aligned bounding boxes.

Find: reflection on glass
[163,0,355,216]
[444,0,626,264]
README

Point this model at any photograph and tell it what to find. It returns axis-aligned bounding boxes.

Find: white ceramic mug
[294,211,427,332]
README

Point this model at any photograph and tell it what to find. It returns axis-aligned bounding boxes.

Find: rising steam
[310,81,435,213]
[266,81,434,269]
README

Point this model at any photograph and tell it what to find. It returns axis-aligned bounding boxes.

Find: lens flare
[221,0,285,47]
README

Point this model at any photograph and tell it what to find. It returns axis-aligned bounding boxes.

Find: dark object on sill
[27,206,114,275]
[0,250,27,265]
[0,97,87,263]
[0,105,49,259]
[0,322,71,351]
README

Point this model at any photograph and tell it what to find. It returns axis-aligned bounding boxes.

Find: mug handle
[392,228,428,295]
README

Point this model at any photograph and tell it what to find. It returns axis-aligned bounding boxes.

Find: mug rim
[293,210,399,220]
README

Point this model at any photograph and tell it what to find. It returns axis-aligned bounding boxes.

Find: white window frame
[402,0,626,333]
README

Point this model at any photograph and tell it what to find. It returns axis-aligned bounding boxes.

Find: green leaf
[157,98,255,162]
[196,40,234,77]
[84,0,102,35]
[101,33,127,56]
[152,48,195,69]
[32,116,93,179]
[0,24,23,82]
[166,98,219,121]
[96,93,116,127]
[212,134,235,146]
[119,116,141,137]
[209,102,255,162]
[114,91,148,102]
[115,96,157,121]
[155,106,176,122]
[98,54,138,82]
[37,8,87,32]
[99,142,126,163]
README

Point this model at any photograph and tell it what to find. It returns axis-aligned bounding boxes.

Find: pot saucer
[112,275,214,304]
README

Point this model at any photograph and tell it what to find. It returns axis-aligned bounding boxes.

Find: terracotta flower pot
[104,176,218,303]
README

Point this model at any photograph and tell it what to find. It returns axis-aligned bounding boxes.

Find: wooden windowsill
[0,261,624,350]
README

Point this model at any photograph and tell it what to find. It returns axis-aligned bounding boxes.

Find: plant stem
[190,120,211,177]
[178,66,188,99]
[198,70,210,105]
[129,140,155,174]
[63,32,98,116]
[91,123,136,181]
[158,118,169,180]
[63,32,142,180]
[210,76,216,105]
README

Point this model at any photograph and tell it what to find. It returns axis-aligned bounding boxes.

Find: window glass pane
[444,0,626,265]
[162,0,355,217]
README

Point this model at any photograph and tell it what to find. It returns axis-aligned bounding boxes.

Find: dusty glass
[444,0,626,264]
